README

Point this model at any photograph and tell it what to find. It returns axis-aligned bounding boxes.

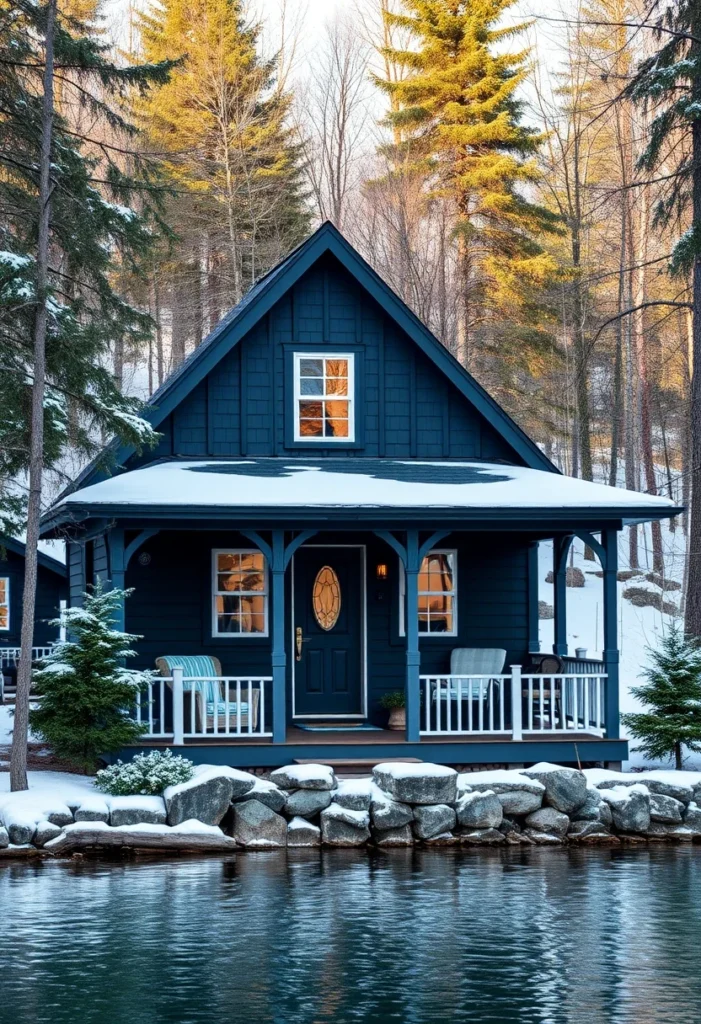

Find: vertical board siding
[147,254,523,464]
[0,549,66,646]
[68,542,83,608]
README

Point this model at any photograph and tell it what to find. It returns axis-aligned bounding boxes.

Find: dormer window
[294,353,355,441]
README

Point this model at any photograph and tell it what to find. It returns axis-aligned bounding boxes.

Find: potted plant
[380,690,406,731]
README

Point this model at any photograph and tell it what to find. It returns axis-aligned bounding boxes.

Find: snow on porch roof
[50,458,679,522]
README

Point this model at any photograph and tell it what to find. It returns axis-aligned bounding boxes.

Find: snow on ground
[538,519,689,770]
[0,770,96,798]
[0,706,41,746]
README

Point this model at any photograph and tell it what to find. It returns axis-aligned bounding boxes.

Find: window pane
[218,595,242,614]
[325,359,347,378]
[429,597,453,632]
[300,358,323,377]
[0,610,7,629]
[240,552,263,571]
[324,400,348,420]
[300,378,323,395]
[299,417,323,437]
[299,400,323,418]
[218,614,241,634]
[0,580,6,602]
[217,553,239,572]
[241,613,266,634]
[218,572,245,592]
[325,419,349,437]
[325,377,348,395]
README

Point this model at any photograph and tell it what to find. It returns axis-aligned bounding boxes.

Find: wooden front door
[293,547,363,717]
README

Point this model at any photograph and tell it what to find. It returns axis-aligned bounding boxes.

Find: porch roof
[43,457,680,528]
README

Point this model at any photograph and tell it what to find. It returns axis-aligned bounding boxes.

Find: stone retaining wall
[3,763,701,856]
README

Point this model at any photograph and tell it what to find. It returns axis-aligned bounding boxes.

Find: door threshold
[295,721,383,732]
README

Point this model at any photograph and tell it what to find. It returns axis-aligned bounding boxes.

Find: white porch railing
[420,666,607,738]
[135,668,273,741]
[1,647,55,703]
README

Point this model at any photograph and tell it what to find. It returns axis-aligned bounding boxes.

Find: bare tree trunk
[10,0,57,792]
[609,200,626,487]
[153,273,164,387]
[685,107,701,634]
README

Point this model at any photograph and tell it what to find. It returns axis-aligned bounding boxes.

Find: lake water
[1,847,700,1024]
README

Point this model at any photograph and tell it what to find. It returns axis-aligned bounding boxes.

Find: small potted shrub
[380,690,406,731]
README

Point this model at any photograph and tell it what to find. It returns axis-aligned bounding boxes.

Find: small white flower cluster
[95,749,195,796]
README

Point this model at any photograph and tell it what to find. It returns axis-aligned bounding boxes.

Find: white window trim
[399,549,458,637]
[212,549,269,638]
[0,576,8,631]
[293,351,355,442]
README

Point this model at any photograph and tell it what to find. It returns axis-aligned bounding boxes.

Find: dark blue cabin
[41,223,679,768]
[0,537,67,697]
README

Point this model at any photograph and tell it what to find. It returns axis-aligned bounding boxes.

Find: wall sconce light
[376,563,388,580]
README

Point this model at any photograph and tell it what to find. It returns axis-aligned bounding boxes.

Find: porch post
[602,527,620,738]
[527,541,540,654]
[270,530,287,745]
[553,535,572,657]
[405,530,421,743]
[106,528,125,631]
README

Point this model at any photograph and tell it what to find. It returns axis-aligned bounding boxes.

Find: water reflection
[1,847,700,1024]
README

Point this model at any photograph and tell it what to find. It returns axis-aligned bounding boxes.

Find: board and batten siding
[130,256,517,465]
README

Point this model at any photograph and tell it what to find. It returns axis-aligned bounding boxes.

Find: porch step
[294,756,423,777]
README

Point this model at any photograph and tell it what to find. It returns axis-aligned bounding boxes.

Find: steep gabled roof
[0,536,67,577]
[68,221,557,495]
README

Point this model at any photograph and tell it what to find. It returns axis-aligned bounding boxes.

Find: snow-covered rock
[684,802,701,830]
[567,820,611,840]
[165,765,255,825]
[334,778,372,811]
[460,828,505,846]
[372,762,457,805]
[74,795,110,823]
[287,817,321,847]
[45,819,237,853]
[238,778,286,813]
[232,799,287,848]
[372,824,414,846]
[284,789,333,819]
[0,825,8,848]
[33,821,63,847]
[270,764,336,792]
[109,795,166,827]
[522,763,587,814]
[600,784,651,833]
[412,804,456,840]
[320,804,370,846]
[459,770,544,815]
[649,792,684,824]
[523,830,564,845]
[576,788,605,821]
[369,785,413,829]
[455,790,503,830]
[524,807,570,838]
[0,789,73,846]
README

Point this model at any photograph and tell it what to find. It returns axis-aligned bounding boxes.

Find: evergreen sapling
[621,624,701,770]
[29,582,153,769]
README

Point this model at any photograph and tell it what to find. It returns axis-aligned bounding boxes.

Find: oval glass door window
[313,566,341,631]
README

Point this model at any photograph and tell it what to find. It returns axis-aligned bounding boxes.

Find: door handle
[296,626,305,661]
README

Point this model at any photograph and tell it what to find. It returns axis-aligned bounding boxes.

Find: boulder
[600,784,651,834]
[46,808,73,827]
[459,770,545,816]
[270,764,335,792]
[7,822,34,846]
[567,820,610,839]
[320,805,370,846]
[456,791,503,830]
[232,799,287,848]
[576,788,604,821]
[109,796,166,828]
[334,779,372,812]
[370,786,413,829]
[598,801,613,827]
[240,779,287,814]
[684,802,701,830]
[523,830,564,845]
[74,796,110,823]
[522,764,587,814]
[524,807,570,838]
[165,766,255,826]
[649,792,684,824]
[285,789,333,819]
[640,774,696,804]
[373,763,457,806]
[423,832,458,846]
[504,831,535,846]
[412,804,456,840]
[498,818,522,836]
[33,821,63,847]
[372,825,414,847]
[0,826,8,849]
[287,817,321,847]
[460,828,505,846]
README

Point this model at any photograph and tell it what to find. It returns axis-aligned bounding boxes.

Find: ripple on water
[1,847,700,1024]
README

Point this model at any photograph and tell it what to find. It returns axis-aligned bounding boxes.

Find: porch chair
[155,655,260,732]
[430,648,507,730]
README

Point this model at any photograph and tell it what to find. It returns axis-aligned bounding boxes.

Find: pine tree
[0,0,173,789]
[376,0,561,373]
[621,624,701,770]
[137,0,310,354]
[29,583,152,769]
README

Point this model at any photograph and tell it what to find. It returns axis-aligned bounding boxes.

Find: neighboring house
[40,223,679,768]
[0,538,68,693]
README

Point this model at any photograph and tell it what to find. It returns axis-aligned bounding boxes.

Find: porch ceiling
[43,457,679,530]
